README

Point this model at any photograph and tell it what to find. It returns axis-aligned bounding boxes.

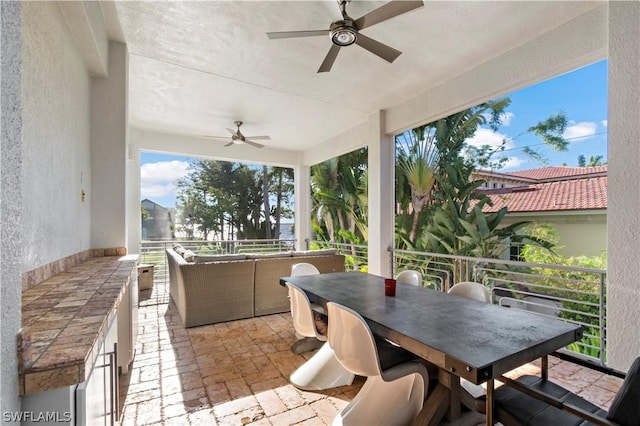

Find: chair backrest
[326,302,382,377]
[286,283,320,338]
[396,270,422,286]
[448,281,491,303]
[291,262,320,276]
[607,356,640,425]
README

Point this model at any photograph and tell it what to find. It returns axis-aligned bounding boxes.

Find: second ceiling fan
[267,0,424,73]
[203,121,270,149]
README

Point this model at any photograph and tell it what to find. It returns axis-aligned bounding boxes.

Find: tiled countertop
[20,255,138,395]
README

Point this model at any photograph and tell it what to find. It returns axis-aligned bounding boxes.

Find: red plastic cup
[384,278,396,297]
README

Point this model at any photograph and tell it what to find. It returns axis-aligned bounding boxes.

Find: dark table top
[280,271,583,384]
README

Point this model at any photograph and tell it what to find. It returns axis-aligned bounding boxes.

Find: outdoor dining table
[279,271,583,426]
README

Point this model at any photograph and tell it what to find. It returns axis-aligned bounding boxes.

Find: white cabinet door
[76,315,118,426]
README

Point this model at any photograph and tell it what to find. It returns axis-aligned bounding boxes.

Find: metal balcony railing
[307,240,607,366]
[142,239,607,366]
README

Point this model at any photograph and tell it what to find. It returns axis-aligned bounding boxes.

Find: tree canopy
[175,160,293,240]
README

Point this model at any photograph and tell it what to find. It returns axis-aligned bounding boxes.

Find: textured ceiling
[114,1,602,152]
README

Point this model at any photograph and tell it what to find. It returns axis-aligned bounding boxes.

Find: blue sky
[141,59,608,208]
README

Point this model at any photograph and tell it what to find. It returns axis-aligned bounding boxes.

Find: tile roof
[481,175,607,213]
[503,166,607,181]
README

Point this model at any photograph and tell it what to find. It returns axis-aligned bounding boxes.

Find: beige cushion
[173,244,187,256]
[246,252,292,259]
[193,254,247,263]
[292,249,338,257]
[182,250,195,262]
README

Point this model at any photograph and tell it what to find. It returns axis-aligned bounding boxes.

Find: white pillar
[367,111,395,277]
[606,1,640,371]
[1,0,23,414]
[126,141,141,254]
[91,41,129,250]
[294,165,312,251]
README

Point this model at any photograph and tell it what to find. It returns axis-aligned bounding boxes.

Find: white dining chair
[290,263,323,342]
[448,281,492,407]
[396,269,422,286]
[291,262,320,276]
[448,281,492,303]
[286,283,355,391]
[327,301,428,426]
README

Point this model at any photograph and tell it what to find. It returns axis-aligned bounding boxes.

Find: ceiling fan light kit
[330,20,357,46]
[266,0,424,73]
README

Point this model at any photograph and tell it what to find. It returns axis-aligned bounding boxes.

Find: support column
[367,111,395,277]
[294,165,312,251]
[1,0,23,414]
[91,41,128,250]
[126,141,141,254]
[606,1,640,370]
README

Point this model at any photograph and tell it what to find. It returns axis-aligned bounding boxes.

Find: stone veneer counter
[19,255,138,395]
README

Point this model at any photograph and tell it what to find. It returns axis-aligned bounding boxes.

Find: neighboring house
[141,199,175,240]
[474,166,607,258]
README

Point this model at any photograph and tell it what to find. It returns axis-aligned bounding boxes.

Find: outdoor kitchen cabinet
[117,265,139,374]
[21,316,118,426]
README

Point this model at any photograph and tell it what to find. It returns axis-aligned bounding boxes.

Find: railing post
[599,272,606,365]
[389,247,395,278]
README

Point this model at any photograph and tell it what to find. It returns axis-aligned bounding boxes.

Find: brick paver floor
[120,275,622,425]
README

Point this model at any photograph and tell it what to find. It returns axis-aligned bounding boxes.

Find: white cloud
[563,121,597,140]
[140,161,190,201]
[501,156,526,170]
[601,120,608,128]
[466,128,513,150]
[500,112,515,126]
[481,111,514,126]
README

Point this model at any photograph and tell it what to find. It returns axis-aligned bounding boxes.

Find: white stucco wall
[1,0,23,416]
[606,1,640,371]
[91,42,128,250]
[22,1,92,268]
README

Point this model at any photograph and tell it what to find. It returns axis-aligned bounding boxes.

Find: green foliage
[578,154,605,167]
[175,160,294,240]
[520,224,606,359]
[311,148,368,245]
[141,205,151,221]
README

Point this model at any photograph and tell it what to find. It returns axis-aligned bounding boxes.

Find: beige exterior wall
[501,213,606,258]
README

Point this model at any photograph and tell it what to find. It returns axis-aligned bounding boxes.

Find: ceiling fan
[203,121,271,149]
[266,0,424,73]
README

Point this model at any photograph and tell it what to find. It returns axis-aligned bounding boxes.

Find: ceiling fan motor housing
[330,20,357,46]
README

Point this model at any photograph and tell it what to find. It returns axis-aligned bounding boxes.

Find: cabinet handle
[105,342,119,425]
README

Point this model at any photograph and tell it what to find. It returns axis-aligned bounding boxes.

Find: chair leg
[290,342,355,391]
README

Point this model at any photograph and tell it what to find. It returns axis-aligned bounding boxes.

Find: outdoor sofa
[166,244,345,327]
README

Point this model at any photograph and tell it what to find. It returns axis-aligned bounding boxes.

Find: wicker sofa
[166,246,345,328]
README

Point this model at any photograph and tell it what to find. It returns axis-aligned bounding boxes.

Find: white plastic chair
[286,283,355,390]
[448,281,492,303]
[291,262,320,276]
[396,269,422,286]
[290,263,322,340]
[447,281,492,406]
[327,302,428,426]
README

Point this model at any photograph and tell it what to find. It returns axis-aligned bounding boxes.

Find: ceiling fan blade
[318,44,341,73]
[354,0,424,30]
[224,141,234,147]
[225,128,236,135]
[202,135,229,139]
[267,29,330,40]
[244,140,265,149]
[245,135,271,141]
[355,33,401,63]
